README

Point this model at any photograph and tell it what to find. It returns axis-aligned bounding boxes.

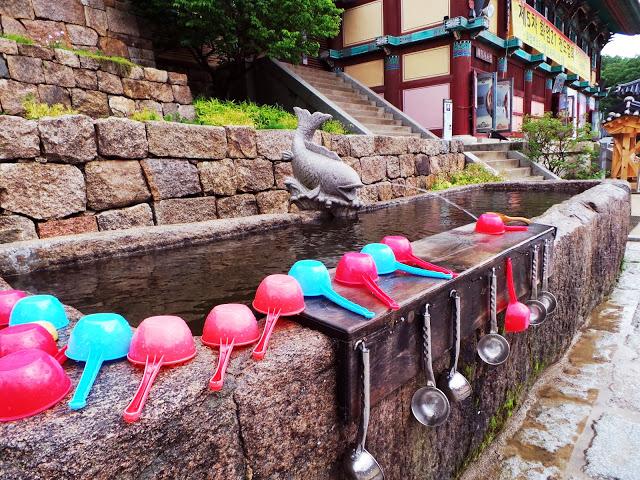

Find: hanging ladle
[411,304,451,426]
[343,341,384,480]
[439,291,472,403]
[526,245,547,326]
[538,239,557,315]
[477,268,510,365]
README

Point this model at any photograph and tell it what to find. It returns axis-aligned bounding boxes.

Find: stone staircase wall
[0,36,193,118]
[0,0,155,66]
[0,114,464,242]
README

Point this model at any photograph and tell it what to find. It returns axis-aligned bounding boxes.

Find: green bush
[522,113,602,179]
[130,109,163,122]
[67,48,136,75]
[192,98,349,132]
[0,33,34,45]
[22,95,77,119]
[431,164,503,191]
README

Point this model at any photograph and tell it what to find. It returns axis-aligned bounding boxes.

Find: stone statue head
[294,107,332,139]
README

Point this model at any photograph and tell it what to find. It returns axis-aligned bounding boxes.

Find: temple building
[319,0,640,137]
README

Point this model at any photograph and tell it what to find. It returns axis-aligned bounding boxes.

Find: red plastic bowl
[0,349,71,422]
[202,304,260,347]
[475,213,528,235]
[0,323,58,358]
[381,236,456,276]
[253,274,305,316]
[335,252,379,286]
[0,290,27,327]
[128,315,196,366]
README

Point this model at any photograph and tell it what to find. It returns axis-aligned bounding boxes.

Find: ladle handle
[355,342,371,453]
[252,310,281,361]
[209,338,235,391]
[123,355,164,423]
[361,275,399,310]
[489,268,498,334]
[55,345,68,365]
[396,262,453,280]
[69,350,104,410]
[450,291,462,377]
[530,246,539,300]
[542,239,551,291]
[321,287,375,319]
[504,225,528,232]
[422,304,436,386]
[407,255,455,277]
[506,258,517,303]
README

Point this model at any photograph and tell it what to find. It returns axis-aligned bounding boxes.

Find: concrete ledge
[0,182,630,479]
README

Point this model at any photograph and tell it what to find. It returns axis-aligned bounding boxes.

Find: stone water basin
[0,180,630,480]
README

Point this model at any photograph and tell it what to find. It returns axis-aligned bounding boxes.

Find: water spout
[389,182,479,221]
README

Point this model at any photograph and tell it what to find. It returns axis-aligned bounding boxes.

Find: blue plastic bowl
[9,295,69,330]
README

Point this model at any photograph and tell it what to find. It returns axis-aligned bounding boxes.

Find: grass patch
[192,98,350,132]
[23,95,77,119]
[0,33,34,45]
[130,108,163,122]
[432,163,503,191]
[66,48,136,75]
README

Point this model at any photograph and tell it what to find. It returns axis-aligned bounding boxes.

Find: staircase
[285,64,425,137]
[464,142,557,181]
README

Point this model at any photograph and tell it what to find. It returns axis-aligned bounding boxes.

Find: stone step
[523,176,546,181]
[366,124,415,136]
[484,159,521,169]
[499,166,534,178]
[473,151,510,160]
[306,80,352,93]
[323,91,370,104]
[338,103,386,115]
[288,65,337,79]
[352,114,400,126]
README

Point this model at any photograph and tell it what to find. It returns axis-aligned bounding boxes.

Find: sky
[602,34,640,57]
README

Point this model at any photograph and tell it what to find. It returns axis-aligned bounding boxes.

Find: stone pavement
[631,193,640,239]
[462,242,640,480]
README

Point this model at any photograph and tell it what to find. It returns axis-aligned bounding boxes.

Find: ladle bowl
[539,239,558,315]
[335,252,399,310]
[475,213,529,235]
[0,349,71,422]
[9,294,69,330]
[289,260,375,319]
[526,246,547,327]
[252,274,305,360]
[203,304,259,391]
[504,258,530,333]
[360,243,452,279]
[381,236,456,277]
[124,315,195,423]
[0,323,66,363]
[0,290,27,327]
[439,291,472,403]
[411,304,450,427]
[67,313,132,410]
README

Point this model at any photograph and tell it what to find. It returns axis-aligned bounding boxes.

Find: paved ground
[462,241,640,480]
[631,192,640,239]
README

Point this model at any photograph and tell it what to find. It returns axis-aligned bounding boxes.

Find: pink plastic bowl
[253,274,305,316]
[0,323,58,358]
[335,252,380,286]
[202,304,260,347]
[128,315,196,366]
[0,349,71,422]
[0,290,28,328]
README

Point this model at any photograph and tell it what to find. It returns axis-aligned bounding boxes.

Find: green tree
[134,0,342,97]
[600,55,640,112]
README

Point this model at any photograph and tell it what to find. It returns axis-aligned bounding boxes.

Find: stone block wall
[0,36,193,118]
[0,114,465,242]
[0,0,155,66]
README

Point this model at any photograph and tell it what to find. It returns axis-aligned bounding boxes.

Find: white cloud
[602,34,640,57]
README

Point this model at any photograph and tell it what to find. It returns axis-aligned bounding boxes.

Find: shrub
[321,119,349,135]
[130,109,163,122]
[522,113,602,179]
[431,164,503,191]
[0,33,34,45]
[22,95,77,119]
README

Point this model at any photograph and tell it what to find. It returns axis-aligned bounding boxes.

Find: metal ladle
[477,268,510,365]
[538,239,557,315]
[411,304,451,427]
[344,341,384,480]
[439,291,472,403]
[526,245,548,326]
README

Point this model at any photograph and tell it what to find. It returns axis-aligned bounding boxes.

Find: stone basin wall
[0,115,464,242]
[0,36,193,118]
[0,181,630,480]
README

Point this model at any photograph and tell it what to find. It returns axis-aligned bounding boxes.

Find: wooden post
[604,115,640,182]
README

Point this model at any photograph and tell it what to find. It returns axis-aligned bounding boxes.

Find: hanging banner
[475,72,496,133]
[510,0,591,80]
[495,79,513,132]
